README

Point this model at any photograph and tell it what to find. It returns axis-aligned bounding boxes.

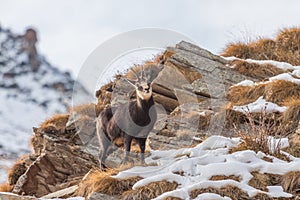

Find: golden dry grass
[210,175,241,182]
[229,59,286,80]
[7,158,28,185]
[281,98,300,134]
[227,80,300,106]
[276,27,300,52]
[222,27,300,66]
[39,113,69,134]
[122,180,178,200]
[95,82,114,109]
[229,105,292,161]
[229,141,249,154]
[285,131,300,158]
[248,172,282,192]
[75,169,141,198]
[0,182,12,192]
[69,103,100,118]
[190,185,249,200]
[281,171,300,195]
[190,184,291,200]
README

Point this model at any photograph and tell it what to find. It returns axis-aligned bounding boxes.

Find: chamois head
[125,66,153,101]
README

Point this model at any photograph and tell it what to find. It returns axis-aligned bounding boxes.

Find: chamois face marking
[136,82,152,100]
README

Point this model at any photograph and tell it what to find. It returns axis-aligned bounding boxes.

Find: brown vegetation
[122,180,178,200]
[75,169,141,199]
[210,175,241,182]
[0,182,12,192]
[281,171,300,196]
[249,172,281,192]
[222,27,300,65]
[69,103,101,118]
[229,59,286,80]
[190,185,271,200]
[227,80,300,106]
[40,114,69,134]
[222,27,300,66]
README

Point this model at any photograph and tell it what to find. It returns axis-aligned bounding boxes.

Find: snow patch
[269,73,300,84]
[193,193,231,200]
[235,80,254,87]
[116,136,298,199]
[232,96,287,113]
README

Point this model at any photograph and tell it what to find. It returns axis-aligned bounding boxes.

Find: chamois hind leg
[97,128,110,169]
[122,134,133,164]
[138,138,147,165]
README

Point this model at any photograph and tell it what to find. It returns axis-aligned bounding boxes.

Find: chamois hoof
[98,162,107,171]
[140,161,147,166]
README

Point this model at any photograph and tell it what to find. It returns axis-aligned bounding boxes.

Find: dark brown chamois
[96,66,158,168]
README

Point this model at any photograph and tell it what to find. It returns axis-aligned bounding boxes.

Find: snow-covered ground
[115,136,298,199]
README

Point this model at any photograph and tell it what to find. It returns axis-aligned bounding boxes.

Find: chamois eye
[138,86,143,91]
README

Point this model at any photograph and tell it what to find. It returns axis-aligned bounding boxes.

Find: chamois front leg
[97,135,110,169]
[138,138,147,165]
[122,134,133,164]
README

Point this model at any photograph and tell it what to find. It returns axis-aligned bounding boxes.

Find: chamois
[96,65,159,168]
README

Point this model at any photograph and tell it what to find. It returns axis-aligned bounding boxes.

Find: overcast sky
[1,0,300,76]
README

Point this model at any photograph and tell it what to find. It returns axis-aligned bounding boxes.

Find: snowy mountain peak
[0,26,88,160]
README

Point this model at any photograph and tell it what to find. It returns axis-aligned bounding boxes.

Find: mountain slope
[0,26,88,173]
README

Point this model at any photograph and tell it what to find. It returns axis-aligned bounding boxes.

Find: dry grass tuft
[190,184,287,200]
[285,131,300,158]
[276,27,300,53]
[229,141,249,154]
[0,182,12,192]
[40,114,69,134]
[8,158,28,185]
[227,80,300,106]
[281,171,300,195]
[69,103,100,118]
[210,175,241,182]
[233,109,290,161]
[222,27,300,66]
[248,172,282,192]
[95,81,114,108]
[75,169,141,198]
[229,59,286,80]
[190,185,249,200]
[122,180,178,200]
[281,98,300,134]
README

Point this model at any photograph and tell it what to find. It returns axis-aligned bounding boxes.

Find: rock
[41,185,78,199]
[12,116,98,197]
[0,192,37,200]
